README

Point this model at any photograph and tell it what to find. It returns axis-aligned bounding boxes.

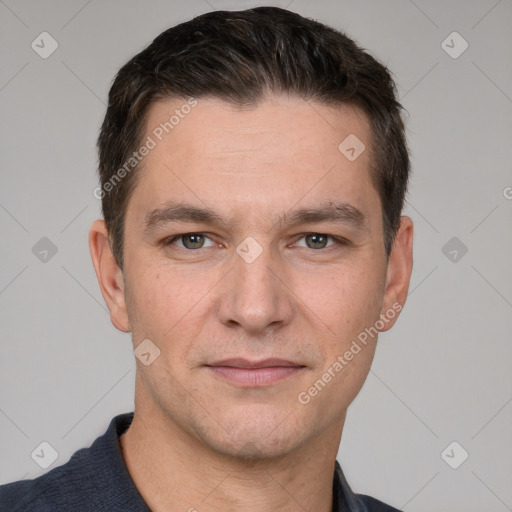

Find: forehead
[129,94,380,228]
[143,94,372,164]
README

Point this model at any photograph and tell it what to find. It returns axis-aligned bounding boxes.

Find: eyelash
[163,233,350,250]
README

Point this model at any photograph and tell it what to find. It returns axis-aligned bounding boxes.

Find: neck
[119,403,344,512]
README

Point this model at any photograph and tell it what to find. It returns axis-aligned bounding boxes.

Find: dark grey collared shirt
[0,412,402,511]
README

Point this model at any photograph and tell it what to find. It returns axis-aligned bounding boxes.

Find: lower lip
[207,366,304,386]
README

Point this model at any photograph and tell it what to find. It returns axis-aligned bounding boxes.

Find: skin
[89,94,413,512]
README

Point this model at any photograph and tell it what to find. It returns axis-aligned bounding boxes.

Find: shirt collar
[333,459,366,511]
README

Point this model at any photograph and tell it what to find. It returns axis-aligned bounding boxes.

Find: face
[91,94,412,460]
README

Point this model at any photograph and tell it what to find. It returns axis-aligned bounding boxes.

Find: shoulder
[0,412,137,512]
[355,493,403,511]
[0,444,98,511]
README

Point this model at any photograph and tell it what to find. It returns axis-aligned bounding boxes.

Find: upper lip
[207,358,304,369]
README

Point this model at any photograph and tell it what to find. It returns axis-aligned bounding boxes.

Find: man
[0,6,412,511]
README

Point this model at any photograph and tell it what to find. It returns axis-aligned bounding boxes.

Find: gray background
[1,0,511,510]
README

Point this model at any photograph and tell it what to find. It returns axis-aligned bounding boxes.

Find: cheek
[124,267,174,339]
[311,265,383,404]
[125,265,214,354]
[294,261,385,341]
[296,341,376,424]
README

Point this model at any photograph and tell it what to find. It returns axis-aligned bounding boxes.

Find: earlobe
[379,216,413,332]
[88,219,131,333]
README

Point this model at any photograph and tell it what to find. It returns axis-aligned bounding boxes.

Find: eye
[166,233,216,250]
[294,233,342,250]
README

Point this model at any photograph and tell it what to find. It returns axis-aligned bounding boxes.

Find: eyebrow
[143,201,368,233]
[278,202,368,231]
[144,202,228,231]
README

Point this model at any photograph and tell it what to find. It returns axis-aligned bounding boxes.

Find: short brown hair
[97,7,410,269]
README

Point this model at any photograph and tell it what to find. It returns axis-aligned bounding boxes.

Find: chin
[206,430,300,462]
[192,406,311,462]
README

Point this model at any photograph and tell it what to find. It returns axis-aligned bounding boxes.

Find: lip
[206,358,306,387]
[208,358,303,369]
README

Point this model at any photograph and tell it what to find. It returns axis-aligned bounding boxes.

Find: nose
[216,239,294,335]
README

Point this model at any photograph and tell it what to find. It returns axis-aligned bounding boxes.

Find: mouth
[205,358,306,387]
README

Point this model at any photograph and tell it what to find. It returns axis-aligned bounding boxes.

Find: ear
[379,216,413,332]
[88,219,131,332]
